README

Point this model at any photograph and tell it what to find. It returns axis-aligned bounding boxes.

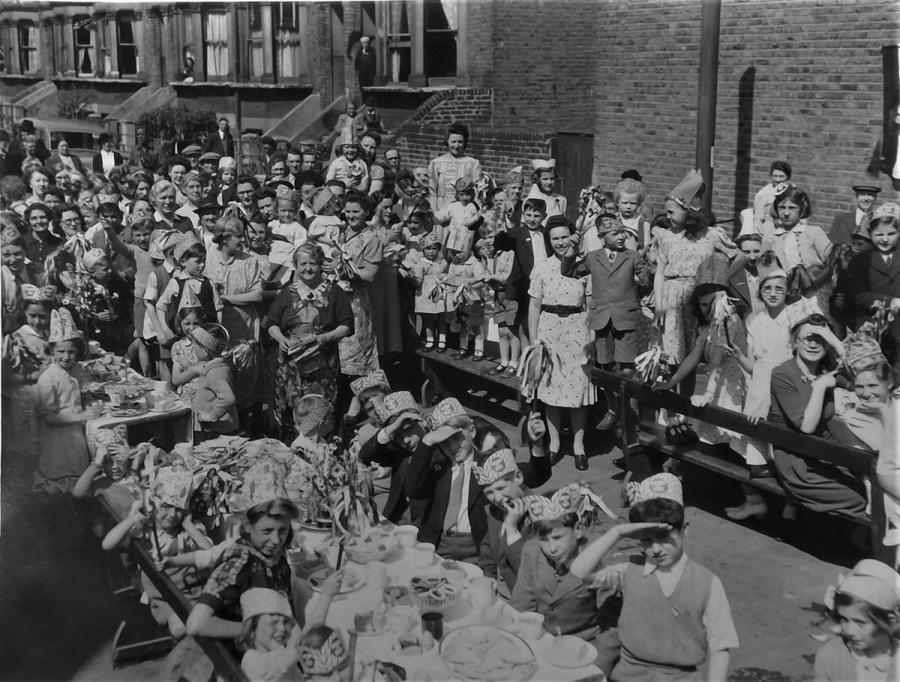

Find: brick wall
[593,0,900,229]
[488,0,599,134]
[308,3,334,101]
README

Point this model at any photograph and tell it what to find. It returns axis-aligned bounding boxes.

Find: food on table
[393,631,435,657]
[344,528,398,563]
[307,567,363,594]
[409,576,459,612]
[440,625,537,682]
[352,604,387,634]
[383,585,410,607]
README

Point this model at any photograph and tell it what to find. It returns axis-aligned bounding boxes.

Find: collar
[452,456,474,472]
[642,551,688,577]
[775,220,806,236]
[163,261,176,274]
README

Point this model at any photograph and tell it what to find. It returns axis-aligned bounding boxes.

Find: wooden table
[86,403,193,454]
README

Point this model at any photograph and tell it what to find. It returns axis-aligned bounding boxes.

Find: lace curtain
[204,11,229,78]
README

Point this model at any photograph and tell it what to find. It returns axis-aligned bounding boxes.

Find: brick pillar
[144,7,164,88]
[40,16,55,79]
[343,0,360,101]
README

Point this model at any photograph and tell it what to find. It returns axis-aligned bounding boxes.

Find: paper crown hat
[631,473,683,506]
[275,184,300,204]
[96,192,119,207]
[152,468,194,509]
[454,177,475,193]
[240,587,293,621]
[375,390,422,425]
[872,202,900,223]
[149,230,180,260]
[49,307,83,343]
[668,169,705,211]
[422,397,469,446]
[218,156,237,169]
[523,483,616,522]
[1,223,22,247]
[827,559,900,613]
[843,328,888,376]
[21,284,56,304]
[350,369,391,397]
[694,253,730,289]
[531,158,556,172]
[298,627,349,676]
[473,448,519,486]
[173,234,203,262]
[82,248,107,271]
[337,121,357,147]
[189,323,230,356]
[445,226,474,253]
[507,166,524,184]
[294,394,330,436]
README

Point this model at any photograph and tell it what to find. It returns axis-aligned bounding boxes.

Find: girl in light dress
[170,303,207,404]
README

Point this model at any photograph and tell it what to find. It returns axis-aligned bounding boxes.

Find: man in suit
[494,197,547,349]
[407,398,490,567]
[830,179,882,245]
[203,118,235,158]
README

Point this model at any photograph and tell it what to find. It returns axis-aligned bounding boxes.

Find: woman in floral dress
[527,219,596,469]
[266,243,353,440]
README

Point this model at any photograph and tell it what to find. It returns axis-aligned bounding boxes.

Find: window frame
[116,12,139,77]
[17,20,39,75]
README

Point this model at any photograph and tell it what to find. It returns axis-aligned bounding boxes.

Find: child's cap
[189,323,230,356]
[152,468,193,509]
[851,180,882,195]
[668,169,705,211]
[196,201,222,218]
[199,151,221,164]
[473,448,519,486]
[21,283,56,304]
[422,397,469,445]
[218,156,237,170]
[1,223,23,247]
[455,177,475,193]
[872,202,900,223]
[350,369,391,397]
[96,193,120,209]
[275,184,300,204]
[420,232,440,249]
[831,559,900,612]
[375,390,423,428]
[149,230,180,259]
[631,473,683,506]
[48,307,83,343]
[595,214,624,236]
[531,158,556,173]
[82,248,107,270]
[843,328,888,377]
[298,627,348,676]
[173,234,203,262]
[507,166,524,184]
[240,587,293,621]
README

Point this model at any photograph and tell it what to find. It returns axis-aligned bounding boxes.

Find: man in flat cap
[830,178,882,245]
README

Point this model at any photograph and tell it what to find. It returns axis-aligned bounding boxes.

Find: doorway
[552,133,595,221]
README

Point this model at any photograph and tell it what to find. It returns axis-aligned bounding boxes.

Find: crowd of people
[2,109,900,681]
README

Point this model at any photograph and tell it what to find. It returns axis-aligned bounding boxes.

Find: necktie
[886,254,893,269]
[443,466,464,532]
[608,250,617,263]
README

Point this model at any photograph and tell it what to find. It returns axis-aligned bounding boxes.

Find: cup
[368,561,389,589]
[517,611,545,640]
[412,542,435,568]
[421,611,444,641]
[396,525,419,549]
[468,577,497,608]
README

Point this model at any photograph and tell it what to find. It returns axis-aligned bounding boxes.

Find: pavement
[0,387,861,681]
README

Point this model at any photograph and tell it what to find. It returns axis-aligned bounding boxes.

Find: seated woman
[769,314,867,521]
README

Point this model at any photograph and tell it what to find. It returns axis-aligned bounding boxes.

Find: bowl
[344,530,399,564]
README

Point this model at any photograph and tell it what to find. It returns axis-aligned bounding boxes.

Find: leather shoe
[748,464,774,479]
[574,453,589,471]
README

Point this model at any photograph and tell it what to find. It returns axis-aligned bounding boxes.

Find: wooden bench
[415,347,523,411]
[99,497,249,681]
[589,368,893,563]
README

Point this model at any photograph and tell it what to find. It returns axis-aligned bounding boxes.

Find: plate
[440,625,536,681]
[307,567,364,595]
[109,407,149,417]
[541,636,597,669]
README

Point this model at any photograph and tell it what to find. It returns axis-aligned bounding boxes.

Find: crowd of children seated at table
[2,114,900,680]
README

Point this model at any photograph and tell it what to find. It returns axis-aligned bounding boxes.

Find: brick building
[591,0,900,226]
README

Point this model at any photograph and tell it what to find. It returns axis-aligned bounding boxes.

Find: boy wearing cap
[409,398,490,564]
[830,180,882,245]
[526,159,566,219]
[357,390,430,524]
[571,474,739,682]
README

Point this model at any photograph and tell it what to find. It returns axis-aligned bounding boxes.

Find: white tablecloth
[301,533,604,681]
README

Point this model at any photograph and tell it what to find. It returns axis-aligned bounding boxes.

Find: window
[275,3,301,80]
[117,14,138,76]
[73,15,95,76]
[386,1,411,83]
[17,21,38,74]
[203,9,230,79]
[423,0,457,79]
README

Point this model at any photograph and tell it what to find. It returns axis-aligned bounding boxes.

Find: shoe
[725,500,768,521]
[486,364,507,376]
[549,451,565,466]
[455,348,471,359]
[436,342,447,353]
[748,464,774,479]
[595,411,618,431]
[574,453,589,471]
[472,351,484,362]
[423,340,435,351]
[504,365,518,377]
[782,502,798,522]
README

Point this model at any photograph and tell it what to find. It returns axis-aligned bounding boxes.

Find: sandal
[436,342,447,353]
[472,351,484,362]
[486,364,507,376]
[423,339,435,351]
[504,365,518,377]
[455,348,471,359]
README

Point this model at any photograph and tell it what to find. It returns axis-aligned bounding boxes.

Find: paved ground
[0,385,861,681]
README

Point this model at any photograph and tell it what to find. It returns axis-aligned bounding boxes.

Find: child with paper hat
[238,575,347,682]
[816,559,900,680]
[101,466,213,638]
[34,307,101,493]
[433,176,483,254]
[571,473,739,682]
[443,233,487,360]
[509,481,619,663]
[526,158,567,219]
[325,122,369,192]
[189,323,239,441]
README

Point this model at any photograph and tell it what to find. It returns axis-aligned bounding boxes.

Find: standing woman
[527,216,596,470]
[24,167,51,206]
[769,314,867,521]
[204,217,264,424]
[150,180,193,234]
[92,133,123,176]
[428,123,481,213]
[266,242,353,439]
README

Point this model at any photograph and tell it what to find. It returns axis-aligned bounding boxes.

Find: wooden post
[694,0,721,215]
